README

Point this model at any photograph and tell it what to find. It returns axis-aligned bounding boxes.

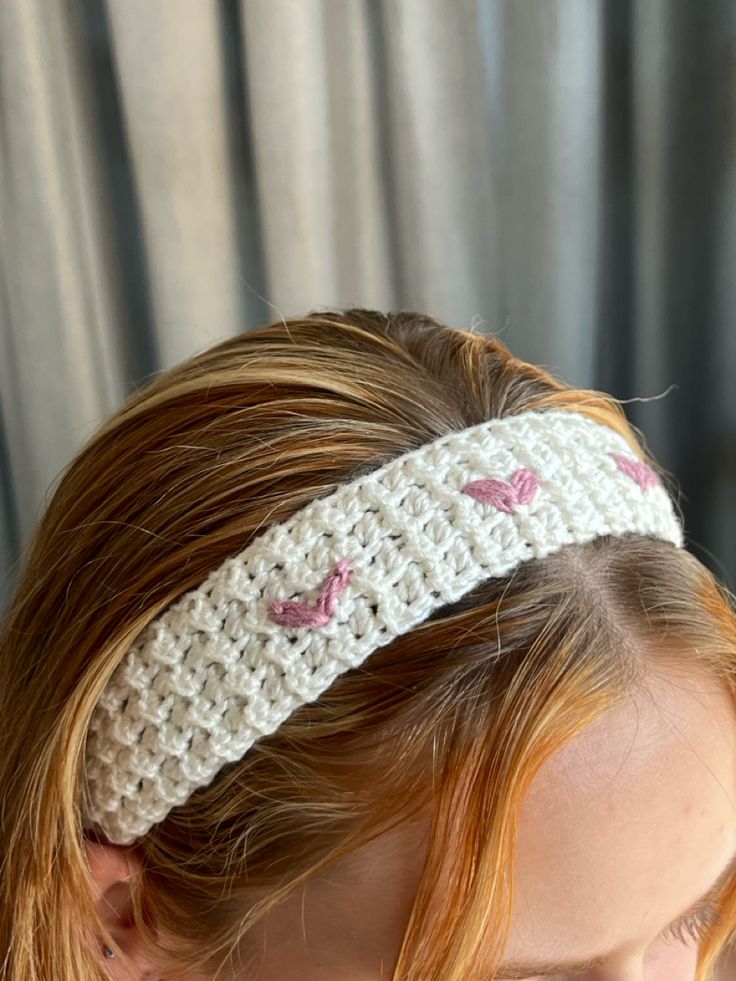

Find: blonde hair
[2,308,736,980]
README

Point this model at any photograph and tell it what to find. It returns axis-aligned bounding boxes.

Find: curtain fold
[1,0,734,612]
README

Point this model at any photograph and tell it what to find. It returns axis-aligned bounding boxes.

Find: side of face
[87,658,736,980]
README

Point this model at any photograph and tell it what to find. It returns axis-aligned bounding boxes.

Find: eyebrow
[494,845,736,979]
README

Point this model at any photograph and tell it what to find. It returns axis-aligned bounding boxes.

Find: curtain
[1,0,735,613]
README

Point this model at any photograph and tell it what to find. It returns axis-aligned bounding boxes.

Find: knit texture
[83,410,684,844]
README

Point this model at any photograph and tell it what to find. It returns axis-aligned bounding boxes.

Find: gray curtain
[1,0,735,614]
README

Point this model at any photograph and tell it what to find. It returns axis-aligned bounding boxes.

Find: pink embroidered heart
[610,452,659,491]
[461,468,539,514]
[269,558,353,628]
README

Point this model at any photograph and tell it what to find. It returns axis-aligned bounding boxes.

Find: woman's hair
[2,309,736,981]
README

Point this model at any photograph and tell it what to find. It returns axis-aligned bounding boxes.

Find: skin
[88,657,736,980]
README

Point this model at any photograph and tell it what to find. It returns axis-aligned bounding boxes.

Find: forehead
[499,663,736,968]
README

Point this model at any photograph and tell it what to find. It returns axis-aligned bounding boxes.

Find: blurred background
[1,0,735,614]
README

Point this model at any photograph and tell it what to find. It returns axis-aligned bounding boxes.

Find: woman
[1,308,735,980]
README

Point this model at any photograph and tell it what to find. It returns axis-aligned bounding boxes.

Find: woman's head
[1,309,735,981]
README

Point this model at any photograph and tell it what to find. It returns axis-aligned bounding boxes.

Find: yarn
[269,559,354,627]
[82,409,684,845]
[611,452,659,490]
[461,467,540,512]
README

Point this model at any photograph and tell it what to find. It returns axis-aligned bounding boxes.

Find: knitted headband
[82,409,684,845]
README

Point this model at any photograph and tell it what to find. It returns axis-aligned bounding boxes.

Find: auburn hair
[2,309,736,980]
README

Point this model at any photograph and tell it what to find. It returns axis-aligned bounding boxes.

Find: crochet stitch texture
[83,409,684,844]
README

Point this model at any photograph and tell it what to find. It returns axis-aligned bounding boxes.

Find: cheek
[644,936,699,980]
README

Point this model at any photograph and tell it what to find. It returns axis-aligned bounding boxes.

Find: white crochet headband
[83,409,684,844]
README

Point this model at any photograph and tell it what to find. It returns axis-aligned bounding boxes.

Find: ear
[84,838,161,979]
